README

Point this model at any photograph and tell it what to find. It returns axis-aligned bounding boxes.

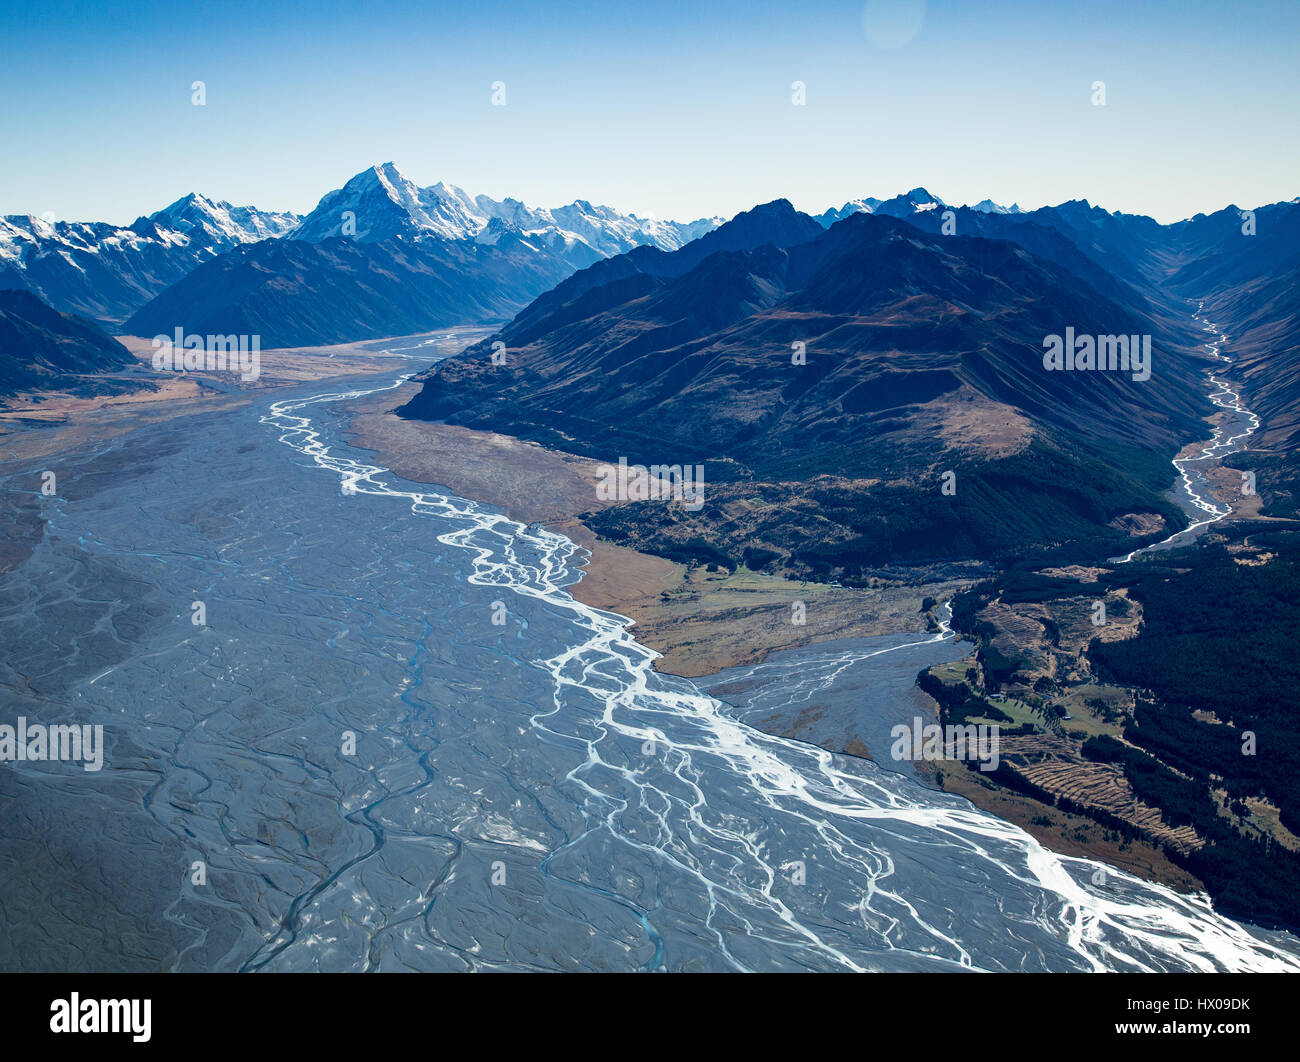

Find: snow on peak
[816,198,882,227]
[147,192,299,246]
[0,165,721,308]
[897,188,945,212]
[291,164,722,254]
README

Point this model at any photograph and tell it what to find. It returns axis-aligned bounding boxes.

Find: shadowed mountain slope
[0,288,136,394]
[398,204,1214,575]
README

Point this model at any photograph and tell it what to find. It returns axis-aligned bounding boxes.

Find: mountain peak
[291,162,449,242]
[742,198,800,220]
[674,198,821,261]
[151,191,216,220]
[136,192,298,247]
[289,164,723,253]
[816,198,883,228]
[969,198,1022,215]
[867,188,946,220]
[370,161,407,182]
[347,161,419,197]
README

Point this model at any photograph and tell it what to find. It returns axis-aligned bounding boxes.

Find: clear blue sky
[2,0,1296,225]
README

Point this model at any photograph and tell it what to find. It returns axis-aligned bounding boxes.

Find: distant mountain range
[0,289,135,394]
[0,196,299,325]
[288,162,721,254]
[0,167,1120,349]
[815,188,1022,228]
[1,164,723,331]
[120,164,726,348]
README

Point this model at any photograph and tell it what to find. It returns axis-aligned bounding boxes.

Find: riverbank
[0,334,439,465]
[343,382,971,678]
[918,308,1295,905]
[333,379,1296,921]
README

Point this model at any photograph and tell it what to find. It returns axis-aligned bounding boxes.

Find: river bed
[1,366,1297,972]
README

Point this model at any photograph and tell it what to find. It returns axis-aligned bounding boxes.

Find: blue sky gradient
[2,0,1296,224]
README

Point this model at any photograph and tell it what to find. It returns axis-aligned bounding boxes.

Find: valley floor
[340,318,1300,931]
[0,335,428,467]
[343,384,970,679]
[344,383,1296,908]
[11,329,1290,931]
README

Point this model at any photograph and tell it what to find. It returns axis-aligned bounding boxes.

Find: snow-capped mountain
[544,199,720,256]
[872,187,946,217]
[140,192,299,245]
[1,163,718,325]
[968,198,1022,214]
[289,163,481,243]
[290,163,722,257]
[815,189,944,228]
[817,190,1023,228]
[0,196,299,324]
[122,165,725,349]
[815,197,883,227]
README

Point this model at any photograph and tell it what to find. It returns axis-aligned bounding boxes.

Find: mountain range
[815,188,1022,229]
[288,162,721,254]
[6,169,1297,540]
[401,200,1206,461]
[122,229,595,350]
[397,191,1300,577]
[1,164,722,332]
[0,196,299,325]
[0,167,1066,351]
[120,164,727,348]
